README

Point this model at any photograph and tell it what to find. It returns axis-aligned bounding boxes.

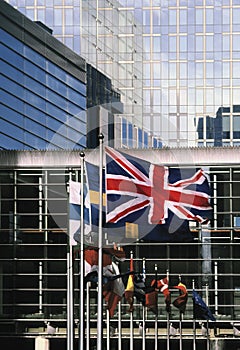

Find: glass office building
[0,148,240,349]
[1,0,87,150]
[4,0,240,147]
[3,0,145,140]
[2,1,240,349]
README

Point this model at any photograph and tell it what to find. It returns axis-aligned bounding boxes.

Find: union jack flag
[105,147,212,234]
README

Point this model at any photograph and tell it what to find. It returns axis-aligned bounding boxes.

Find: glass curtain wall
[4,0,145,137]
[5,0,240,147]
[1,27,87,150]
[1,164,240,336]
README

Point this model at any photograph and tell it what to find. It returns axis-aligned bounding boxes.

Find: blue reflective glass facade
[0,21,86,150]
[6,0,240,148]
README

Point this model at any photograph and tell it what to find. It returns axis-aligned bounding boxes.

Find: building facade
[81,0,144,130]
[1,0,87,150]
[1,1,158,151]
[4,0,240,147]
[0,148,240,349]
[2,0,145,142]
[1,1,240,349]
[86,63,123,149]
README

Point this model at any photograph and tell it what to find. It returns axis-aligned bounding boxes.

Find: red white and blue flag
[105,147,212,240]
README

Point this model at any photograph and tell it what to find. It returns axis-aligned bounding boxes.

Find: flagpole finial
[98,133,104,141]
[79,151,85,158]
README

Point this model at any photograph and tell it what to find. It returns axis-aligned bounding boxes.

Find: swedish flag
[85,162,139,244]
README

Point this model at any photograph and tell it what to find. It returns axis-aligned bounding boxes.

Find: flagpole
[192,280,196,350]
[206,284,210,350]
[67,182,74,350]
[86,282,90,350]
[79,151,85,350]
[106,309,110,350]
[206,319,209,350]
[130,251,134,350]
[142,258,146,350]
[97,133,104,350]
[117,245,122,350]
[118,300,122,350]
[166,269,170,350]
[154,264,158,350]
[67,246,74,350]
[178,275,183,350]
[130,300,134,350]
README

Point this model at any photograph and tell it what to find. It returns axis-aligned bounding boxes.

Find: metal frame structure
[0,148,240,349]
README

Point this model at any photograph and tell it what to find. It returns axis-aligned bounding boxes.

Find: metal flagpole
[154,264,158,350]
[79,152,85,350]
[142,258,146,350]
[67,181,74,350]
[118,301,122,350]
[130,251,134,350]
[130,306,134,350]
[206,284,210,350]
[97,133,104,350]
[179,312,183,350]
[67,251,70,350]
[192,280,196,350]
[106,309,110,350]
[179,275,183,350]
[86,282,90,350]
[166,269,170,350]
[117,244,122,350]
[206,319,210,350]
[67,245,74,350]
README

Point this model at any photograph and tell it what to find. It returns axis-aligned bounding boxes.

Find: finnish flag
[69,180,91,246]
